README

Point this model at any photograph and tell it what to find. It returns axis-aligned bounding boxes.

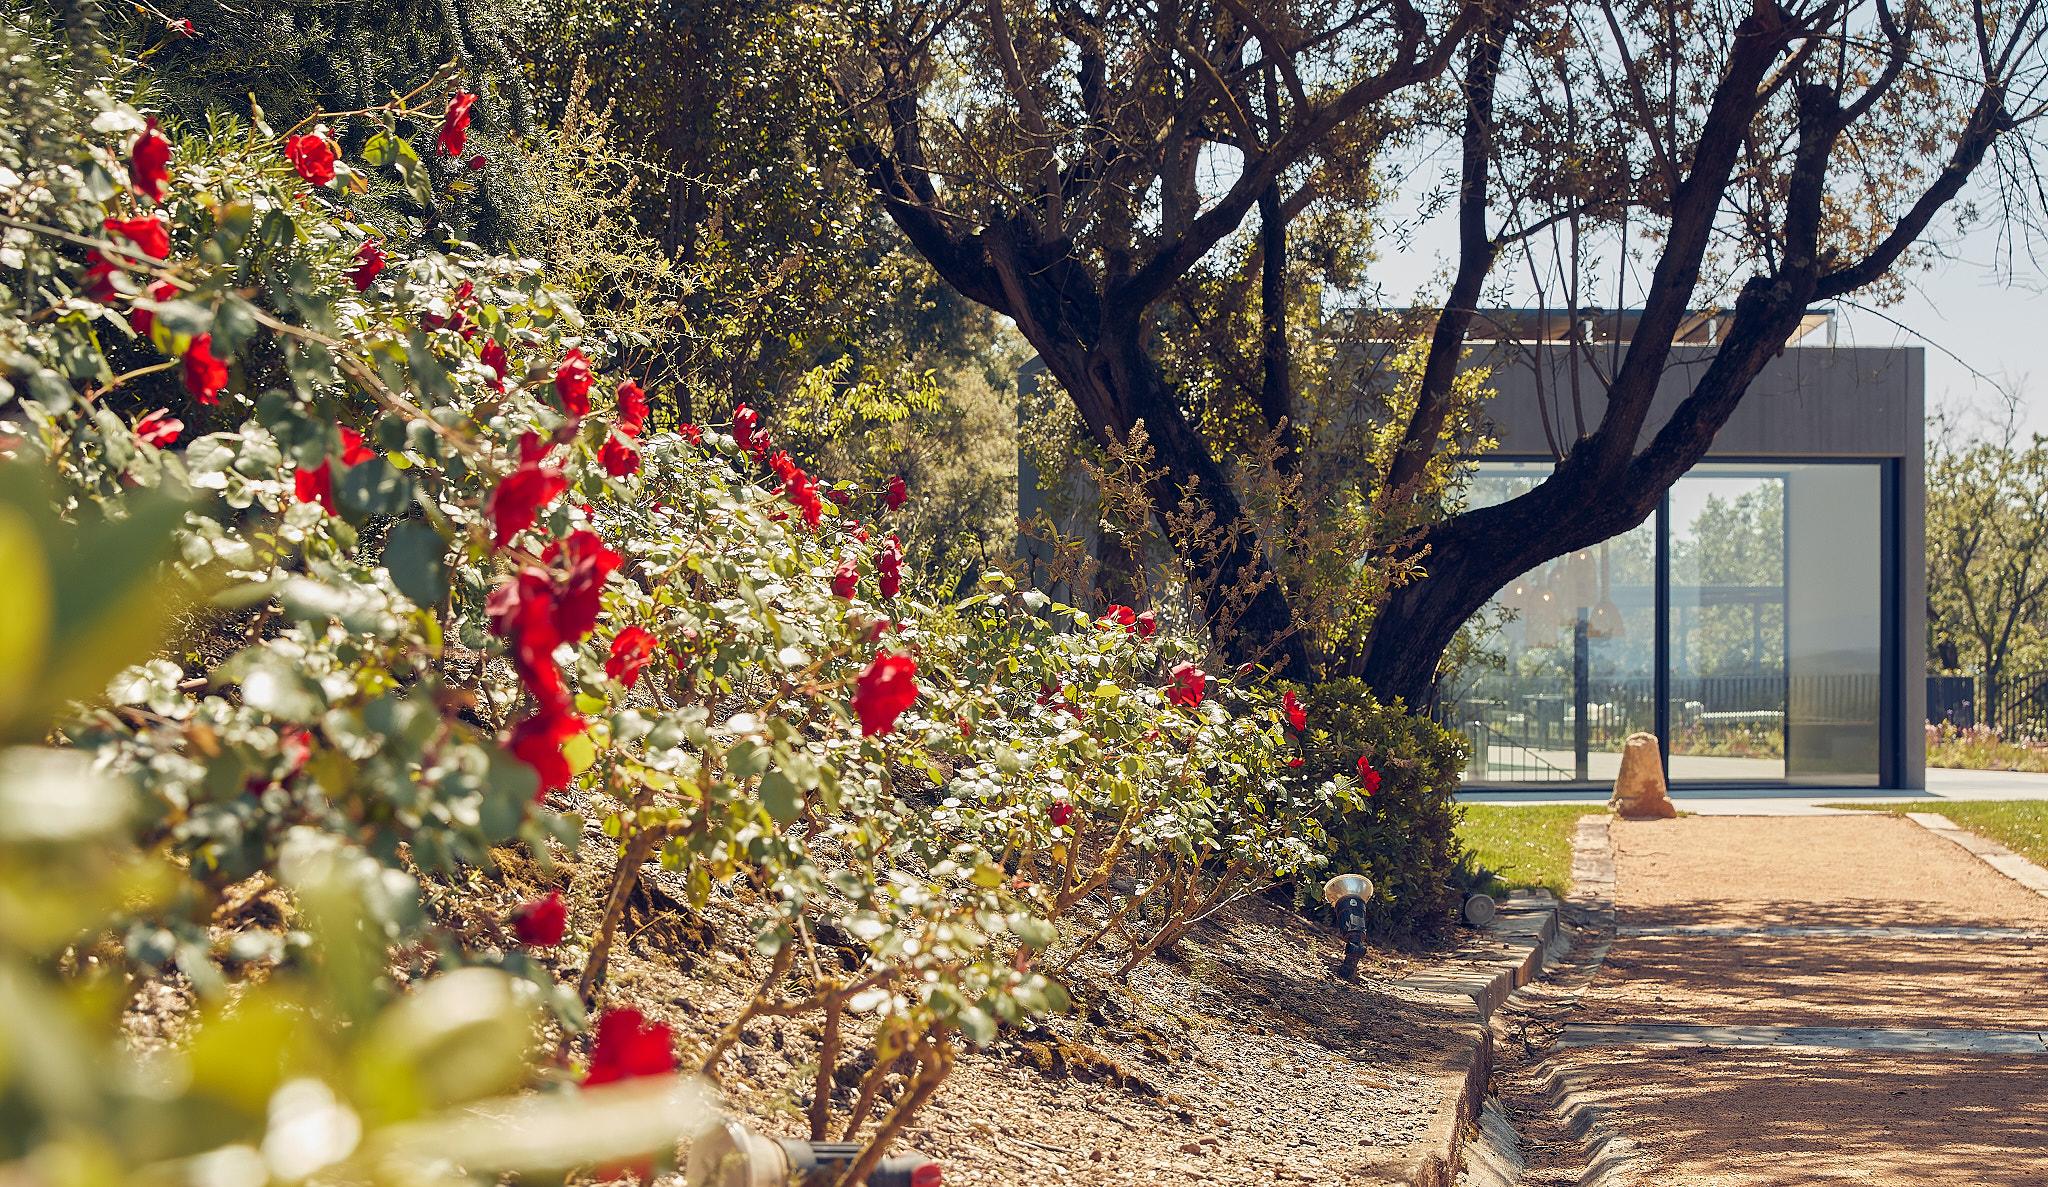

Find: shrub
[0,17,1369,1180]
[1294,679,1469,936]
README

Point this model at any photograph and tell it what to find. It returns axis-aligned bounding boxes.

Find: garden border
[1903,811,2048,900]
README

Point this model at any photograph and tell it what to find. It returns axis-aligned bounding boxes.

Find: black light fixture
[1322,873,1373,980]
[687,1118,941,1187]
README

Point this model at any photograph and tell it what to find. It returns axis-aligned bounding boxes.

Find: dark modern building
[1442,310,1925,791]
[1017,308,1926,791]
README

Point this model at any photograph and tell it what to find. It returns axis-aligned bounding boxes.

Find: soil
[1533,814,2048,1185]
[588,867,1478,1187]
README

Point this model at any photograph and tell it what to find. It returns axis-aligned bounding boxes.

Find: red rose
[851,652,918,737]
[480,338,510,392]
[553,348,592,420]
[182,333,227,405]
[174,17,196,36]
[437,92,477,158]
[103,214,170,261]
[488,568,569,704]
[732,404,761,453]
[606,625,658,689]
[600,433,640,477]
[616,380,648,437]
[128,279,178,337]
[1356,757,1381,795]
[339,426,376,466]
[1049,801,1074,827]
[467,155,488,171]
[768,451,824,528]
[1135,610,1158,639]
[1164,662,1206,708]
[831,556,860,599]
[293,459,337,514]
[83,259,120,302]
[348,239,386,291]
[1100,604,1135,630]
[885,473,908,510]
[510,891,567,946]
[134,408,183,447]
[487,444,568,549]
[679,423,703,445]
[584,1007,676,1086]
[1284,690,1307,732]
[129,118,172,203]
[284,132,337,185]
[1287,757,1305,768]
[508,703,585,797]
[552,529,622,642]
[877,535,902,599]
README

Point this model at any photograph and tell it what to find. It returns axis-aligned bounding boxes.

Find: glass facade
[1442,461,1889,787]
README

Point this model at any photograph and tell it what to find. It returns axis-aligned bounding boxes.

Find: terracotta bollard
[1610,731,1677,819]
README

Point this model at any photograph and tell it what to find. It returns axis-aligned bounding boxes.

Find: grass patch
[1454,804,1600,898]
[1825,800,2048,869]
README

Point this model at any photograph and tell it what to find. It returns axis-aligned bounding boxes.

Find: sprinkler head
[1322,873,1373,980]
[687,1118,941,1187]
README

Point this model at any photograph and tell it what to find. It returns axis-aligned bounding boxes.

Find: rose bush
[0,19,1388,1182]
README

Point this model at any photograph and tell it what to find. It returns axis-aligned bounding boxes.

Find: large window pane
[1784,464,1884,783]
[1443,463,1655,782]
[1668,472,1788,780]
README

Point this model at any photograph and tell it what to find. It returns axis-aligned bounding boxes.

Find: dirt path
[1547,815,2048,1186]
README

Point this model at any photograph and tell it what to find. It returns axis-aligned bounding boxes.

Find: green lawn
[1825,800,2048,869]
[1454,804,1601,898]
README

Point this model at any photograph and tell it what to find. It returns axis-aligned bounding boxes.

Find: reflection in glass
[1668,474,1787,780]
[1444,461,1887,787]
[1442,464,1655,783]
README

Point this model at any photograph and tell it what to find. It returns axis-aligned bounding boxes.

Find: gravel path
[1547,814,2048,1185]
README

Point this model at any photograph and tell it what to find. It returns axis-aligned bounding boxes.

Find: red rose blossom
[509,703,585,798]
[616,380,648,437]
[552,529,622,642]
[679,422,704,445]
[134,408,183,447]
[553,348,592,420]
[468,155,488,171]
[1134,610,1158,639]
[480,338,510,392]
[1287,757,1305,768]
[851,652,918,737]
[877,535,903,599]
[1356,757,1382,795]
[284,132,337,185]
[732,404,761,453]
[487,443,568,549]
[584,1007,677,1086]
[437,92,478,158]
[885,473,908,510]
[1101,604,1135,630]
[182,333,228,404]
[1049,801,1075,827]
[831,556,860,599]
[600,433,640,477]
[103,214,170,261]
[293,459,337,514]
[339,426,376,466]
[606,626,658,689]
[128,279,178,337]
[129,118,172,203]
[348,240,386,291]
[510,891,567,946]
[1164,662,1207,708]
[1284,690,1307,732]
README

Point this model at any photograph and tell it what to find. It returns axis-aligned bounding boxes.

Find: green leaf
[758,769,802,824]
[383,520,448,607]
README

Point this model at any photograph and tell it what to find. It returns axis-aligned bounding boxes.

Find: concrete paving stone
[1558,1021,2048,1056]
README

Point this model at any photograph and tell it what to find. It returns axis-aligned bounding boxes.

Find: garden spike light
[1323,873,1374,980]
[687,1117,941,1187]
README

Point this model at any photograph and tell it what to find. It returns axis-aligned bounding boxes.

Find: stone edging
[1390,891,1568,1186]
[1457,815,1647,1187]
[1904,811,2048,899]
